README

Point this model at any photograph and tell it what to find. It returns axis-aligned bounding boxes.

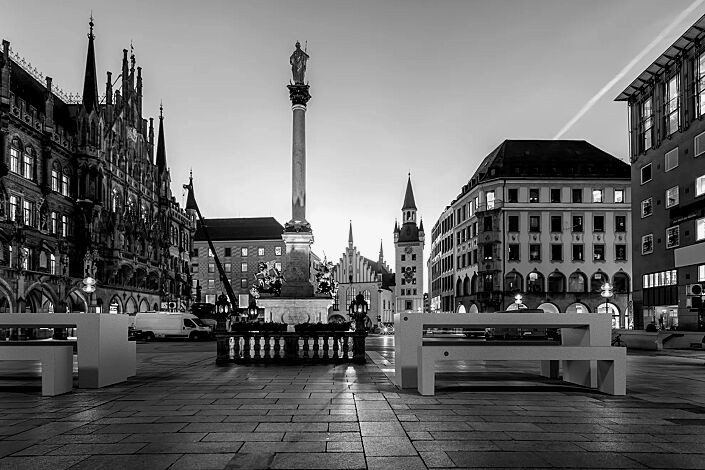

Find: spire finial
[159,101,163,118]
[88,12,95,39]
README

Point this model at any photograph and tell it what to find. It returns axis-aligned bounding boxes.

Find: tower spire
[402,173,417,211]
[156,103,166,170]
[348,220,353,248]
[379,239,384,262]
[82,13,99,113]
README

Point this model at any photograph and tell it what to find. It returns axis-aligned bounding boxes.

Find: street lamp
[600,282,614,316]
[215,293,230,317]
[348,292,369,332]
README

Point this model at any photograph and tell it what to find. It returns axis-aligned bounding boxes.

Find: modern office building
[616,14,705,331]
[429,140,632,328]
[0,21,194,314]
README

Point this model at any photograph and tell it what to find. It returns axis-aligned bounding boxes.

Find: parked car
[134,312,212,341]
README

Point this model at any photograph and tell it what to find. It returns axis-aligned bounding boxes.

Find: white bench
[417,344,625,396]
[0,314,135,388]
[0,342,74,396]
[394,312,626,396]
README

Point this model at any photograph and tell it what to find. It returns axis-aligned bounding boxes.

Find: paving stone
[419,451,456,468]
[255,422,328,432]
[0,440,35,458]
[240,441,326,453]
[69,453,181,470]
[202,432,284,442]
[362,436,417,456]
[0,455,90,470]
[283,432,360,442]
[92,423,188,434]
[359,421,406,436]
[626,453,705,469]
[329,422,360,432]
[366,456,427,469]
[327,441,364,452]
[48,442,148,455]
[138,441,243,454]
[181,422,257,433]
[171,453,238,470]
[121,432,208,442]
[270,452,366,469]
[447,450,553,467]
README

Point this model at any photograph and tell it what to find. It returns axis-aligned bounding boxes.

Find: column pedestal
[280,231,314,298]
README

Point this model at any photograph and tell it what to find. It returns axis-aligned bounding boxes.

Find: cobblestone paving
[0,340,704,469]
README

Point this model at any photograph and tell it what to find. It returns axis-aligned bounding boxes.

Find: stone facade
[394,175,425,313]
[0,22,194,314]
[429,140,632,328]
[331,222,395,326]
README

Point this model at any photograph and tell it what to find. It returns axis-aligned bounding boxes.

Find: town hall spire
[81,14,99,114]
[156,103,167,170]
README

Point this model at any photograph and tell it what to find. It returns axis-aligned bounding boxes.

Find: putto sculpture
[315,258,338,298]
[250,261,284,298]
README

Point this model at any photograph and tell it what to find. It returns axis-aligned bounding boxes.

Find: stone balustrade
[216,331,366,364]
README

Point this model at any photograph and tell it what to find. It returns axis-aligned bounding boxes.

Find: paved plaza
[1,337,705,469]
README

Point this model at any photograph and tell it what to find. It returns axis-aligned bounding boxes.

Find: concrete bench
[0,342,74,396]
[417,343,626,396]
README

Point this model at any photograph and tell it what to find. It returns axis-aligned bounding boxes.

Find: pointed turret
[348,220,353,249]
[82,15,99,114]
[378,239,384,263]
[419,219,424,232]
[402,173,417,211]
[156,104,166,170]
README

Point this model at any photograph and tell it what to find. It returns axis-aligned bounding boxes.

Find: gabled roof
[470,140,629,184]
[195,217,284,242]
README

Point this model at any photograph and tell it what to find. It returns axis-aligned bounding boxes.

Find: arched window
[463,276,470,296]
[547,271,566,293]
[361,290,371,303]
[61,168,71,197]
[526,270,544,293]
[504,271,523,292]
[345,287,356,308]
[112,189,120,213]
[568,271,587,293]
[590,271,609,292]
[471,273,478,295]
[23,146,35,180]
[456,278,463,297]
[9,138,21,174]
[613,272,630,293]
[51,161,61,192]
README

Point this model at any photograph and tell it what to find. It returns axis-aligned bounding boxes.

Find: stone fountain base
[256,297,334,324]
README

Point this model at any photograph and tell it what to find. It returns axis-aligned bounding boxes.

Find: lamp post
[348,292,369,332]
[514,293,523,309]
[600,282,614,318]
[215,292,231,333]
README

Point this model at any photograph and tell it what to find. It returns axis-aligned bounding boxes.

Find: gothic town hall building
[0,20,194,314]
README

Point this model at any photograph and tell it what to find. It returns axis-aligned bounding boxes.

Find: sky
[3,0,704,287]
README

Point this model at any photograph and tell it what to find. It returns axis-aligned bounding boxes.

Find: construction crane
[183,174,239,318]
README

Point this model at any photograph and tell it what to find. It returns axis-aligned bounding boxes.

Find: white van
[134,312,212,341]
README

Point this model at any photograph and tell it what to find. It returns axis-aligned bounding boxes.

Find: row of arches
[456,270,630,297]
[457,301,620,316]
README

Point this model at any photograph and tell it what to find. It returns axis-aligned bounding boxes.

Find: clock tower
[394,174,425,313]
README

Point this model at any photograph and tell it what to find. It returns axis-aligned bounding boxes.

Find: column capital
[287,84,311,106]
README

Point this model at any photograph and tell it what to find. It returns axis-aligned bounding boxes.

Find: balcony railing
[216,331,366,364]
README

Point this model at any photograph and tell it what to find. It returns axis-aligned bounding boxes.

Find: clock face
[405,246,413,254]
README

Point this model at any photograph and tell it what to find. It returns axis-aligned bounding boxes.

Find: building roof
[402,174,417,210]
[616,13,705,102]
[397,223,420,243]
[9,61,75,132]
[469,140,629,186]
[194,217,284,242]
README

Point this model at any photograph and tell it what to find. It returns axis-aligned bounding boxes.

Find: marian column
[281,42,314,297]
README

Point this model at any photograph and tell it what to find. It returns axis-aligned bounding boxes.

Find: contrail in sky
[553,0,705,140]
